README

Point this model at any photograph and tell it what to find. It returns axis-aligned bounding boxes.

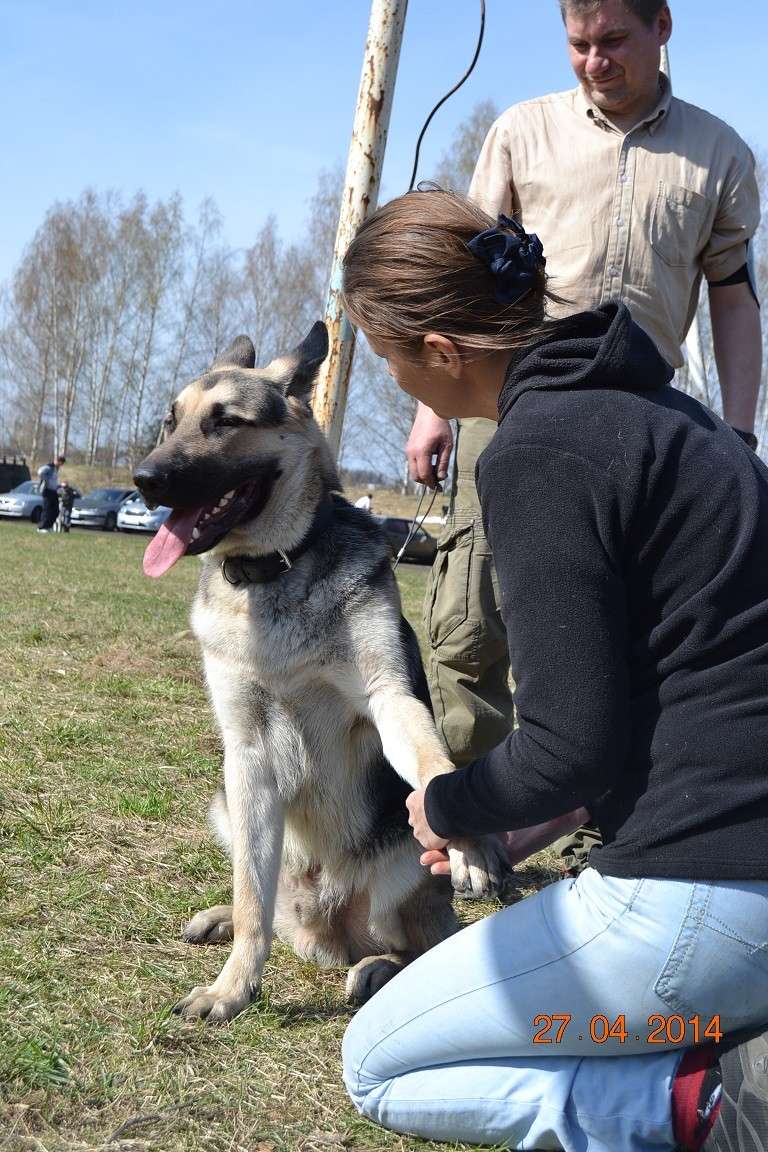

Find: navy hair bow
[467,214,545,305]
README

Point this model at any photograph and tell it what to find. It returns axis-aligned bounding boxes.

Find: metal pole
[312,0,408,460]
[661,46,713,410]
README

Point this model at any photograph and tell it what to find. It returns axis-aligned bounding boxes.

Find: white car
[117,492,172,533]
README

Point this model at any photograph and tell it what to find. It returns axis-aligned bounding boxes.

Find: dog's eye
[217,414,253,429]
[162,409,177,437]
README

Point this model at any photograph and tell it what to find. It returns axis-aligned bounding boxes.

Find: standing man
[407,0,762,872]
[36,455,65,533]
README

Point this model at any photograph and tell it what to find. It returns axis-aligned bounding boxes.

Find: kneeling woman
[340,190,768,1152]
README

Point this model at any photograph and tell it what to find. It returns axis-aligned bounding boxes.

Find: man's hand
[406,403,453,489]
[406,789,449,852]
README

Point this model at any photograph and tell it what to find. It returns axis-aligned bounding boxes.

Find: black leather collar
[221,497,336,587]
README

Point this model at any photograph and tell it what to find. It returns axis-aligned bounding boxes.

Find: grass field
[0,521,556,1152]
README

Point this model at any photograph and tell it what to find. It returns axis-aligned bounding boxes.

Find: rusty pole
[312,0,408,460]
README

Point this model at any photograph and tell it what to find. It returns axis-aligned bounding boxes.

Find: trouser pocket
[654,881,768,1028]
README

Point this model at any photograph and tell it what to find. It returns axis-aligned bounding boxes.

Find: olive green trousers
[423,417,600,873]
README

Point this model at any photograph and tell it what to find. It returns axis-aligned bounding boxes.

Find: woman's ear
[423,333,464,378]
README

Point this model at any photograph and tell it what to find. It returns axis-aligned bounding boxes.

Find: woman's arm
[425,443,631,839]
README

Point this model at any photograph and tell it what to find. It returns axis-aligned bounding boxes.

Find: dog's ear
[211,335,256,370]
[261,322,329,398]
[286,322,329,399]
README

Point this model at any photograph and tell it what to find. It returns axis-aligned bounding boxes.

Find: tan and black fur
[135,323,511,1023]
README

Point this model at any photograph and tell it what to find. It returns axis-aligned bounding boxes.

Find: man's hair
[559,0,666,28]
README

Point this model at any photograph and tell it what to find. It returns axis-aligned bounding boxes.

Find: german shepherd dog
[134,324,511,1023]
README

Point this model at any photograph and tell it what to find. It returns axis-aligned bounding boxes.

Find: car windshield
[87,489,130,501]
[11,481,37,494]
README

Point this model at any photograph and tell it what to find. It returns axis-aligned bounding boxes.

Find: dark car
[0,458,31,493]
[70,488,135,531]
[373,515,438,565]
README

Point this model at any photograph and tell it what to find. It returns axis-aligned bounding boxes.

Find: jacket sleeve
[425,443,632,839]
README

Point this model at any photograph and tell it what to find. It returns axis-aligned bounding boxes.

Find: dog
[134,323,512,1023]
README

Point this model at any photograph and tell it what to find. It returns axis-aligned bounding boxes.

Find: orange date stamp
[532,1013,723,1045]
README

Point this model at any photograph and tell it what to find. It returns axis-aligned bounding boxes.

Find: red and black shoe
[704,1030,768,1151]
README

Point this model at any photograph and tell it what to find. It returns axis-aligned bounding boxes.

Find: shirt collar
[575,71,672,135]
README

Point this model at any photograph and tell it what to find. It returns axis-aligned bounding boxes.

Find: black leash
[407,0,486,191]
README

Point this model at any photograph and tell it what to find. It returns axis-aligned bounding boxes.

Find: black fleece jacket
[425,303,768,879]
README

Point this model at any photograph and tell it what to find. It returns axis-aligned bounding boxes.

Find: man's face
[565,0,672,120]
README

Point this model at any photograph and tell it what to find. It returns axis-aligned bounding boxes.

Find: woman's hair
[341,188,554,354]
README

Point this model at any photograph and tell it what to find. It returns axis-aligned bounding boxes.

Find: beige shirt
[469,75,760,368]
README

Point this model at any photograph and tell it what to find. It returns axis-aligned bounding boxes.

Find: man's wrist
[732,426,758,451]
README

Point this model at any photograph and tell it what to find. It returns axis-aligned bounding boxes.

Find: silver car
[117,492,172,533]
[0,480,44,523]
[70,488,135,531]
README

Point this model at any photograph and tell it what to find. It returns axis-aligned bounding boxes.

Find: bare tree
[431,99,499,193]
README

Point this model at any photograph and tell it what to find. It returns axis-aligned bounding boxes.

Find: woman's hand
[417,807,592,876]
[406,789,449,852]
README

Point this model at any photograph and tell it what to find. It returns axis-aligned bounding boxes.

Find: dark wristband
[732,427,758,451]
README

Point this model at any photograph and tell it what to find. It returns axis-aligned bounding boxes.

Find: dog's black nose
[133,467,168,502]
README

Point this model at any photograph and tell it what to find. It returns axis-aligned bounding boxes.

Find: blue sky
[2,0,766,287]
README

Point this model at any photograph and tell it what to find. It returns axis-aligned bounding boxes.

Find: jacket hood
[498,302,674,421]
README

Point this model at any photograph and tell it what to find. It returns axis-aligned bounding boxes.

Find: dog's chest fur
[190,546,405,864]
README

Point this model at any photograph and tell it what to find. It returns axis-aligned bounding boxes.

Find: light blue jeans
[343,869,768,1151]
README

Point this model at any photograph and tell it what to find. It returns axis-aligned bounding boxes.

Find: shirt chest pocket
[649,182,711,269]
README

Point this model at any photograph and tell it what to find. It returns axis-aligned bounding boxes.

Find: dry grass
[0,522,557,1152]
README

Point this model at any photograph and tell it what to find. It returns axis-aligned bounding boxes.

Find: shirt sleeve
[468,113,517,217]
[702,138,761,283]
[425,443,632,839]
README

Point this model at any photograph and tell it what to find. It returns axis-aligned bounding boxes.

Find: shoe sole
[708,1032,768,1151]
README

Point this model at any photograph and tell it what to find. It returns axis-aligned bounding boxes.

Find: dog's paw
[345,956,404,1005]
[182,904,234,945]
[447,835,514,901]
[172,980,259,1024]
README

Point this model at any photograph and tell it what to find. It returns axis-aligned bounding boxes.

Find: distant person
[405,0,762,876]
[36,455,65,533]
[55,481,80,533]
[354,490,374,513]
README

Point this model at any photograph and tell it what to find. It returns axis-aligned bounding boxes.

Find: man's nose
[585,49,611,75]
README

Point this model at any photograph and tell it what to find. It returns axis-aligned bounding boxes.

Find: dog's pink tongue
[143,508,201,578]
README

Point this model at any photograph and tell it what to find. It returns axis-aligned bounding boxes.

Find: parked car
[373,515,438,564]
[0,480,43,522]
[117,492,172,533]
[0,458,31,493]
[70,488,135,531]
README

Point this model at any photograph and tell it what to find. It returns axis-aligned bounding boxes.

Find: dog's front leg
[356,621,514,900]
[174,745,283,1023]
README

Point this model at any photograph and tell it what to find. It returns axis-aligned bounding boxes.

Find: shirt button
[609,265,619,276]
[616,218,624,226]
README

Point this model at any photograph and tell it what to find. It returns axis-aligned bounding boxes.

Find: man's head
[55,455,66,465]
[560,0,672,123]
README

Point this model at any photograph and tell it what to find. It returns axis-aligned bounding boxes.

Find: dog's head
[135,322,335,578]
